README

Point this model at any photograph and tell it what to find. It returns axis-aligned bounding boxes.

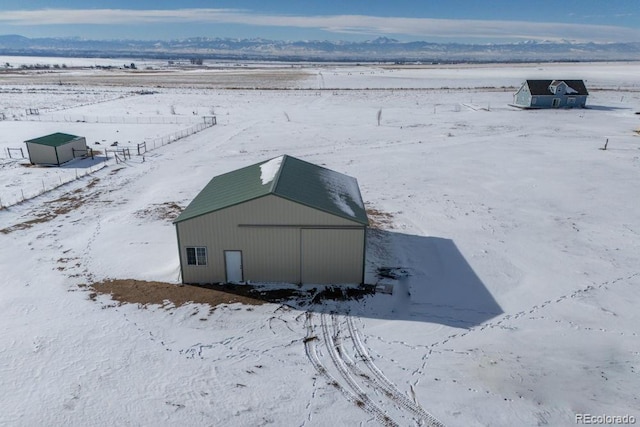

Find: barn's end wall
[176,194,365,284]
[56,137,87,164]
[25,143,56,165]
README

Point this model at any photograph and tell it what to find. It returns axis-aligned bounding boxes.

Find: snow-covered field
[1,61,639,426]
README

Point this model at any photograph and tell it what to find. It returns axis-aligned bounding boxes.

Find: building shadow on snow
[585,105,631,111]
[59,156,109,169]
[354,229,503,328]
[193,229,502,329]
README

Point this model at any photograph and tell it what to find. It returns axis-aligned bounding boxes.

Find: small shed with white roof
[173,155,369,285]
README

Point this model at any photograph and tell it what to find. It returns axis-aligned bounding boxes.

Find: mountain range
[1,34,639,62]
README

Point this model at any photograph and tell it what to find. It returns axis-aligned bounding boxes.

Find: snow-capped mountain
[0,34,638,62]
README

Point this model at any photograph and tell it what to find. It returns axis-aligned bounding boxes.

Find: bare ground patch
[0,179,99,234]
[90,279,266,308]
[0,68,312,89]
[89,279,376,309]
[366,205,396,229]
[134,202,183,221]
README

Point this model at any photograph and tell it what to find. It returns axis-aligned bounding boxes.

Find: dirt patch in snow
[90,279,266,308]
[89,279,376,309]
[133,202,183,221]
[366,206,395,229]
[0,178,99,234]
[0,69,312,89]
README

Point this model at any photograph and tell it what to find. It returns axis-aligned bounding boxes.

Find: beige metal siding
[56,137,87,164]
[25,137,87,165]
[177,194,365,284]
[242,228,300,283]
[301,228,364,284]
[26,142,56,165]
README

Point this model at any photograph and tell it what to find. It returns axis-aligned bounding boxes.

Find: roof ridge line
[270,154,287,193]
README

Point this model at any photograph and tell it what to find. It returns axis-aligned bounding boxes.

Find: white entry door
[224,251,244,283]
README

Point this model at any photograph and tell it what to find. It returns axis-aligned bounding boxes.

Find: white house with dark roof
[513,80,589,109]
[173,155,369,285]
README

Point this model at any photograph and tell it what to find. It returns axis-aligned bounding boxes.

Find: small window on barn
[186,247,207,265]
[568,97,576,104]
[531,97,537,105]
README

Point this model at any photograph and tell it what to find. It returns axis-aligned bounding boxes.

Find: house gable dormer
[549,80,580,95]
[549,80,564,94]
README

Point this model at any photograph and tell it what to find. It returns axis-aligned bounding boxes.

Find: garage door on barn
[301,228,365,284]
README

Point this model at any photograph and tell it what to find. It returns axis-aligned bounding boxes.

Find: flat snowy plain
[1,60,639,426]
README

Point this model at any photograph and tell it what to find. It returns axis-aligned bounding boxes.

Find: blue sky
[1,1,639,43]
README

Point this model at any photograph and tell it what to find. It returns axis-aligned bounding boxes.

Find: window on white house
[186,247,207,265]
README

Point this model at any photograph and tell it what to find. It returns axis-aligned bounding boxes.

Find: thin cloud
[1,8,639,42]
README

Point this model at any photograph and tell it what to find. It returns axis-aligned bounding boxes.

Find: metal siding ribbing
[25,137,87,165]
[56,137,87,164]
[240,228,300,283]
[301,228,364,284]
[25,142,56,165]
[178,195,363,284]
[176,218,222,283]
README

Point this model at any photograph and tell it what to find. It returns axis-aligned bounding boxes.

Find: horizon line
[1,8,639,43]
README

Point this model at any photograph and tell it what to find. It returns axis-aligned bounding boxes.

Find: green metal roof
[25,132,81,147]
[174,155,368,225]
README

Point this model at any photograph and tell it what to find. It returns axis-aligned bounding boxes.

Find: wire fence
[0,162,108,209]
[144,121,214,151]
[0,116,216,209]
[22,114,201,125]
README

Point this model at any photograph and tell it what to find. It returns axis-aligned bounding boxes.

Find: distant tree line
[12,63,68,70]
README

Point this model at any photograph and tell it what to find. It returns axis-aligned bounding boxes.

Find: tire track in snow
[344,315,445,427]
[304,312,398,427]
[319,313,398,426]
